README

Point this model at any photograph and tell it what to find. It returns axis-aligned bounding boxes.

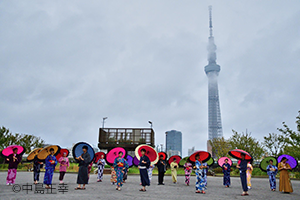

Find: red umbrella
[228,149,252,160]
[55,149,70,161]
[189,151,211,163]
[94,152,106,164]
[168,155,182,165]
[218,157,232,167]
[1,145,25,157]
[106,147,126,165]
[135,144,158,165]
[158,152,168,161]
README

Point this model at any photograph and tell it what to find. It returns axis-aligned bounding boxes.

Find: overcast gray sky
[1,0,300,156]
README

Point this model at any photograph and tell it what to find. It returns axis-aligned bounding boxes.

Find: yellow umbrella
[37,145,61,161]
[27,148,43,161]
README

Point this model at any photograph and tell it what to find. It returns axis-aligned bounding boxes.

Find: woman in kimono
[170,159,179,184]
[97,154,106,182]
[58,152,69,184]
[75,145,91,190]
[6,148,22,185]
[138,148,150,192]
[147,164,154,183]
[266,159,278,191]
[43,148,58,189]
[184,161,192,186]
[222,158,231,187]
[33,156,43,184]
[237,154,249,196]
[123,159,129,183]
[247,161,253,189]
[195,155,208,194]
[113,151,128,191]
[278,157,293,193]
[110,166,117,185]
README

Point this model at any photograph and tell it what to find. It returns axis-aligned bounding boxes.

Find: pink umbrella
[106,147,126,165]
[218,157,232,167]
[1,145,25,157]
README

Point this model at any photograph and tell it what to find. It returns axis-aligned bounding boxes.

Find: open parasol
[228,149,252,161]
[277,154,298,169]
[37,145,61,161]
[126,155,134,167]
[55,148,70,161]
[1,145,25,157]
[179,156,190,166]
[158,152,168,161]
[189,151,211,163]
[94,152,106,164]
[218,157,232,167]
[259,156,277,172]
[168,155,182,165]
[72,142,95,164]
[133,156,139,166]
[135,144,158,165]
[106,147,126,165]
[207,157,215,167]
[27,148,43,162]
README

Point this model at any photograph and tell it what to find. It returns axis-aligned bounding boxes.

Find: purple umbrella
[133,156,139,166]
[126,155,133,167]
[277,154,298,169]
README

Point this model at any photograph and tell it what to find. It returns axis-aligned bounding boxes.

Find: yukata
[110,167,117,184]
[113,157,128,188]
[147,165,154,183]
[123,160,129,182]
[278,162,293,193]
[43,154,57,185]
[139,155,150,187]
[170,162,179,183]
[222,163,231,187]
[97,158,106,181]
[246,163,253,189]
[184,162,192,185]
[76,152,91,185]
[157,159,166,184]
[266,164,278,190]
[6,154,21,185]
[238,160,248,192]
[58,157,69,182]
[33,158,43,182]
[195,161,207,192]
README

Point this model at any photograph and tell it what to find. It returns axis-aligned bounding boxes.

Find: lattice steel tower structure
[205,6,223,140]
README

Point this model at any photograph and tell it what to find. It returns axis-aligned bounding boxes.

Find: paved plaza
[0,172,299,200]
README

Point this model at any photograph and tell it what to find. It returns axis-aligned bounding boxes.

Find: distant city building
[165,130,182,157]
[188,147,195,156]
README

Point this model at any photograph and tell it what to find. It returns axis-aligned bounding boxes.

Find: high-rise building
[165,130,182,157]
[205,6,223,142]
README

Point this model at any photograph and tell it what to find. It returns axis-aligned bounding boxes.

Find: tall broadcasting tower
[205,6,223,141]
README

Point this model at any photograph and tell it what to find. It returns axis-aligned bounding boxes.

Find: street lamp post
[148,121,153,129]
[102,117,108,128]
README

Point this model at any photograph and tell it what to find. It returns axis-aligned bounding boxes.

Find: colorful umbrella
[277,154,298,169]
[27,148,43,162]
[179,156,189,166]
[37,145,61,161]
[168,155,182,165]
[259,156,277,172]
[189,151,211,163]
[126,155,134,167]
[158,152,168,161]
[207,157,215,167]
[218,157,232,167]
[94,152,106,164]
[55,149,70,161]
[133,156,139,166]
[72,142,95,164]
[1,145,25,157]
[135,144,158,165]
[228,149,252,161]
[106,147,126,165]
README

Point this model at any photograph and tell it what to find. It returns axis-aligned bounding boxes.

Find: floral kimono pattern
[113,157,128,187]
[195,161,207,191]
[184,163,192,185]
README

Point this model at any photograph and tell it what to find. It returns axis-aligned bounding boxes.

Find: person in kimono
[247,161,253,189]
[58,152,69,184]
[266,159,278,191]
[138,148,150,192]
[278,157,293,193]
[222,159,231,187]
[6,148,22,185]
[123,159,129,183]
[170,159,179,184]
[237,154,249,196]
[43,148,58,189]
[97,154,106,182]
[75,145,91,190]
[87,162,93,181]
[156,155,166,185]
[113,151,128,191]
[110,166,117,185]
[147,164,154,183]
[184,161,192,186]
[33,156,43,184]
[195,155,208,194]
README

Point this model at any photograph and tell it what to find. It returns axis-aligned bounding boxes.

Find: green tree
[0,126,15,149]
[208,137,231,159]
[229,130,265,161]
[277,111,300,160]
[263,133,284,157]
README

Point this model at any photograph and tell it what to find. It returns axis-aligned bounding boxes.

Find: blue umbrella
[72,142,95,164]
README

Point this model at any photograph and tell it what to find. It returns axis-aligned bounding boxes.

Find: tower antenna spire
[209,5,213,37]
